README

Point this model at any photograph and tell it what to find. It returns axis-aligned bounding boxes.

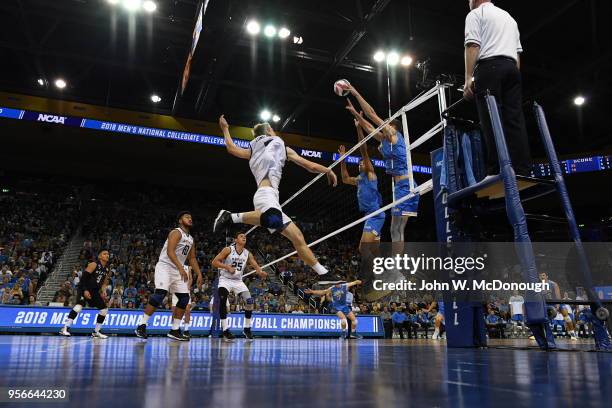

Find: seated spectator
[392,307,407,339]
[485,309,505,338]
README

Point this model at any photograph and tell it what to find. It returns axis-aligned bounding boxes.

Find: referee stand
[433,93,611,351]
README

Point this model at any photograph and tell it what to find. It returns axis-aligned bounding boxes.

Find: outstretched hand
[345,98,358,116]
[304,289,313,294]
[327,170,338,187]
[219,114,229,130]
[338,145,346,155]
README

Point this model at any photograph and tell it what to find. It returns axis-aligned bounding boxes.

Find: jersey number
[182,245,191,256]
[231,261,244,270]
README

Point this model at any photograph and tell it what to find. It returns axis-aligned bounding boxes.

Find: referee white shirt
[464,2,522,62]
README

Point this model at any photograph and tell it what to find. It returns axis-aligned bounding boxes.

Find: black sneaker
[213,210,232,233]
[222,329,235,342]
[135,324,148,339]
[167,329,188,341]
[243,327,254,339]
[183,330,191,340]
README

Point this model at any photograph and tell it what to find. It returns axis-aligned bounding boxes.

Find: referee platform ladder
[436,93,611,351]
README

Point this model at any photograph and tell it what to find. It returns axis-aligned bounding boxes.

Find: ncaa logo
[301,149,322,159]
[37,114,66,124]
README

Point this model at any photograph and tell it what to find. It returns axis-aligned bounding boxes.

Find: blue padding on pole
[534,103,601,308]
[485,94,547,325]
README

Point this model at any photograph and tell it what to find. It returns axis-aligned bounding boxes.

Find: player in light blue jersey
[305,280,362,339]
[338,117,385,255]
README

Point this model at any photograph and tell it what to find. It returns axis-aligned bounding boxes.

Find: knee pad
[260,208,284,230]
[96,309,108,324]
[175,293,190,310]
[245,310,253,319]
[73,304,83,313]
[149,289,168,308]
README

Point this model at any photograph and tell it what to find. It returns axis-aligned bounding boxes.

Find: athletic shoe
[222,329,235,342]
[59,327,71,337]
[432,333,439,340]
[213,210,232,233]
[167,329,188,341]
[183,330,191,340]
[91,331,108,339]
[348,334,362,339]
[243,328,254,339]
[135,324,148,339]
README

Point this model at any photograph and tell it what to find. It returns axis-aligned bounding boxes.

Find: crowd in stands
[1,178,78,305]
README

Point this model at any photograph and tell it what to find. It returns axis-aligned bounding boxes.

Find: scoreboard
[532,155,612,177]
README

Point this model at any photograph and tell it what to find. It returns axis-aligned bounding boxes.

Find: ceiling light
[122,0,142,12]
[260,110,271,121]
[401,55,413,66]
[54,79,67,89]
[373,50,385,62]
[37,78,45,86]
[263,25,277,38]
[107,0,120,4]
[246,20,260,35]
[293,36,303,45]
[573,96,586,106]
[151,94,161,103]
[386,51,400,66]
[142,0,157,12]
[278,27,290,39]
[272,114,281,123]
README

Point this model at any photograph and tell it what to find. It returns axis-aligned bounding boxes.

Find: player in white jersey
[213,116,337,278]
[211,232,267,341]
[135,211,203,341]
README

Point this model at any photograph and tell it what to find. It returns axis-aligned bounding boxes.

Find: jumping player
[135,211,203,341]
[211,232,267,341]
[338,117,385,255]
[213,116,337,277]
[305,280,362,339]
[345,87,419,243]
[60,249,111,338]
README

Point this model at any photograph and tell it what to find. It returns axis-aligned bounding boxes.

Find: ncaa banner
[0,306,383,338]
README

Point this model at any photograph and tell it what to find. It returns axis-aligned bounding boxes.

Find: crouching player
[305,280,362,339]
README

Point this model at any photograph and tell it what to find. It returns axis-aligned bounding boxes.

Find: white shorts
[253,187,292,233]
[218,276,250,296]
[155,262,189,294]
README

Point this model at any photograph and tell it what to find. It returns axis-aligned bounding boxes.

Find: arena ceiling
[0,0,611,158]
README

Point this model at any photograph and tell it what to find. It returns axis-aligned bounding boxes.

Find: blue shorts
[393,178,419,217]
[511,314,523,322]
[334,305,351,315]
[363,211,385,237]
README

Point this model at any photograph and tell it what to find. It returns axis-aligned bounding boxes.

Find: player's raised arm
[166,230,188,281]
[346,99,383,142]
[355,121,376,177]
[286,147,338,186]
[187,244,203,288]
[347,85,395,140]
[304,287,331,296]
[346,280,362,289]
[338,145,357,186]
[212,247,234,273]
[219,115,251,160]
[247,252,267,279]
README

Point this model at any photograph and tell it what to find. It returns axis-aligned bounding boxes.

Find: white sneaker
[92,331,108,339]
[432,333,439,340]
[59,327,71,337]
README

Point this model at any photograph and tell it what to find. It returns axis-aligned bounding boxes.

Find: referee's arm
[463,11,480,100]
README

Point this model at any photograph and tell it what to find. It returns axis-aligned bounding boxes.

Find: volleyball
[333,79,351,96]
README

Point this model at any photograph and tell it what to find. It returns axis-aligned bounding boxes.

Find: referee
[463,0,531,176]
